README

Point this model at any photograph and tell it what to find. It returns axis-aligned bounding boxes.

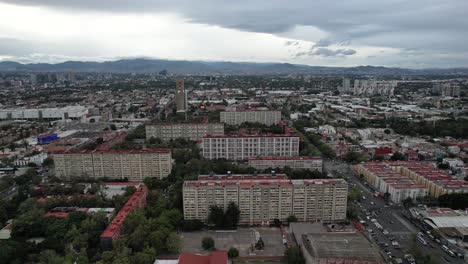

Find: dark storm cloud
[306,48,356,57]
[1,0,468,66]
[3,0,467,52]
[312,39,332,48]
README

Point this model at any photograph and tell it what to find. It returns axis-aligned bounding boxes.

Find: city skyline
[0,1,468,68]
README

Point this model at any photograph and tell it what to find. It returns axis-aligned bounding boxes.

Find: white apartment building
[0,106,88,121]
[248,156,323,172]
[353,80,397,96]
[201,134,300,160]
[145,122,224,141]
[183,174,347,225]
[54,149,172,181]
[220,110,281,125]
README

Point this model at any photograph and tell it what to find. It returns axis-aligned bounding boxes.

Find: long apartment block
[145,121,224,141]
[54,149,172,181]
[183,174,347,225]
[220,110,281,125]
[201,134,299,160]
[355,161,468,199]
[248,156,323,172]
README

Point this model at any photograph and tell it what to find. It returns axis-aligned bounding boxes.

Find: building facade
[54,149,172,181]
[353,80,397,96]
[183,174,347,225]
[175,79,186,112]
[355,161,468,200]
[146,122,224,141]
[201,134,300,160]
[0,106,88,121]
[248,156,323,172]
[220,110,281,125]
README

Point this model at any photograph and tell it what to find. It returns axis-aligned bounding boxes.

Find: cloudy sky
[0,0,467,68]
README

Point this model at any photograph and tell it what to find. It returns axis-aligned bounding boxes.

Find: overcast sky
[0,0,467,68]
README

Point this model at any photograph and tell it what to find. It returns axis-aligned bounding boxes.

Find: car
[442,256,451,262]
[383,230,390,235]
[370,201,375,205]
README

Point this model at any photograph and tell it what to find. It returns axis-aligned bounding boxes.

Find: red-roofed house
[155,251,228,264]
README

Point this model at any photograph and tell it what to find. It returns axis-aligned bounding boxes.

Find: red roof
[100,186,148,239]
[178,251,227,264]
[54,149,170,154]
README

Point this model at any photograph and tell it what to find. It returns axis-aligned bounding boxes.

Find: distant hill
[1,58,467,75]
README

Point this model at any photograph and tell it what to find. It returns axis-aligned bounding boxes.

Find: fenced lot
[181,227,285,256]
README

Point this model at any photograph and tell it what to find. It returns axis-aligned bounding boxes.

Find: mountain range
[1,59,468,75]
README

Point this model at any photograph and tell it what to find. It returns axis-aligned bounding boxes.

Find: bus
[417,235,427,246]
[375,222,384,231]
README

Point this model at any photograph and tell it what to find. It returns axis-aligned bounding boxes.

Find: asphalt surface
[324,160,466,264]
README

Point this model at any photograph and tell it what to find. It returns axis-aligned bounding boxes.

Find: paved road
[325,160,466,264]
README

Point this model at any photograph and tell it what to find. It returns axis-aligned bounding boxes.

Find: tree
[438,193,468,209]
[42,157,54,167]
[348,187,361,203]
[227,247,239,258]
[437,163,450,170]
[344,151,366,164]
[202,237,215,251]
[166,232,181,254]
[223,202,240,229]
[182,219,204,231]
[402,197,414,209]
[390,151,406,161]
[287,215,298,224]
[284,246,305,264]
[207,205,224,228]
[255,237,265,250]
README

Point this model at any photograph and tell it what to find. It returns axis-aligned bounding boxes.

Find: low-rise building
[0,106,88,121]
[183,174,347,225]
[54,149,172,181]
[248,156,323,172]
[100,186,148,248]
[355,161,468,200]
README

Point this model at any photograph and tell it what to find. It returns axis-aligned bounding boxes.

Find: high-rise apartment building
[339,78,352,94]
[353,80,397,96]
[248,156,323,172]
[146,119,224,141]
[201,134,300,160]
[183,174,347,225]
[432,82,461,97]
[54,149,172,181]
[175,79,186,112]
[220,110,281,125]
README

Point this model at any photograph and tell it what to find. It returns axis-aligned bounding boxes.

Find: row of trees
[438,193,468,210]
[207,203,240,229]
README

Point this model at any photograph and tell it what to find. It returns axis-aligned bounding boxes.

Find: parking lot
[181,227,286,256]
[328,160,466,264]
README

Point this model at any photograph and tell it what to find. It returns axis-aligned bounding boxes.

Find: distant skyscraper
[175,79,186,112]
[30,74,37,85]
[341,78,351,93]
